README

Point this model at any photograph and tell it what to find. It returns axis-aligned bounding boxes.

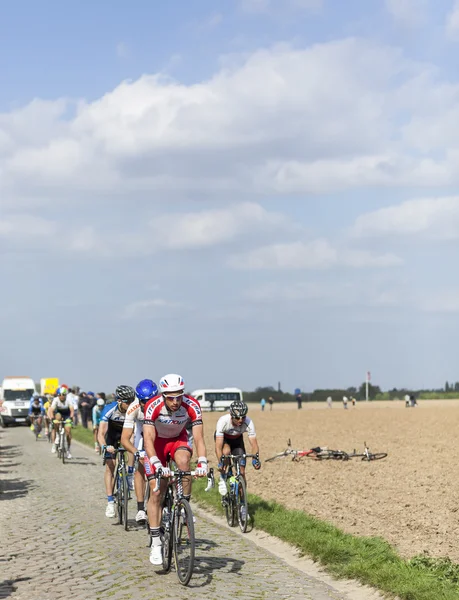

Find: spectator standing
[67,388,79,426]
[296,392,302,409]
[327,396,332,408]
[268,396,274,411]
[79,392,93,428]
[342,396,348,410]
[260,397,266,411]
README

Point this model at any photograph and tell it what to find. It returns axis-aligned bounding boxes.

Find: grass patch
[192,478,459,600]
[72,425,95,447]
[74,432,459,599]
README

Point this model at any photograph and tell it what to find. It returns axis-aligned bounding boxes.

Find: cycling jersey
[50,397,72,416]
[143,394,202,439]
[215,414,256,439]
[28,400,44,416]
[123,399,145,449]
[101,401,126,432]
[123,399,144,429]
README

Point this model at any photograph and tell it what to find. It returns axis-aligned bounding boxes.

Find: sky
[2,0,459,393]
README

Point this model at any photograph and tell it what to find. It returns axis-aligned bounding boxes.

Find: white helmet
[159,374,185,394]
[96,398,105,407]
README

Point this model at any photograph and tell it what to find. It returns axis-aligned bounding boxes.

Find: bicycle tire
[225,491,236,527]
[123,466,129,530]
[61,433,66,465]
[236,477,249,533]
[265,452,289,462]
[174,498,195,586]
[364,452,388,461]
[161,491,173,573]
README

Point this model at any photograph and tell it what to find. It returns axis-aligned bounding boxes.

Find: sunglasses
[163,393,183,400]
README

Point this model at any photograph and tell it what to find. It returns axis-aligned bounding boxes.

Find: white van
[0,376,36,426]
[191,388,243,412]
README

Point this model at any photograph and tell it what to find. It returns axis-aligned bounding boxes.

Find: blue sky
[2,0,459,393]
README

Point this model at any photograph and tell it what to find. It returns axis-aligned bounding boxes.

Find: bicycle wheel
[236,477,249,533]
[61,433,66,464]
[115,472,123,525]
[364,452,387,461]
[173,498,195,586]
[265,452,289,462]
[225,490,236,527]
[161,492,173,573]
[122,466,129,530]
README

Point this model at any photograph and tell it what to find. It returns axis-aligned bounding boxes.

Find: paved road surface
[0,427,355,600]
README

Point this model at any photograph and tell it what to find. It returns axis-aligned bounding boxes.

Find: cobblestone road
[1,427,355,600]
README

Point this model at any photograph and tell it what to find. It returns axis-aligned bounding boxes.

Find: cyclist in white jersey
[214,400,261,508]
[48,386,75,459]
[121,379,158,524]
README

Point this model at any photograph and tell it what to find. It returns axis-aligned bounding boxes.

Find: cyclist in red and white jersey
[143,373,208,566]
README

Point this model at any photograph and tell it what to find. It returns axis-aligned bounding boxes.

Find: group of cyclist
[27,386,76,458]
[95,373,261,566]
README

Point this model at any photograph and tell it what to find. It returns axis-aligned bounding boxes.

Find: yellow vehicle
[40,378,60,396]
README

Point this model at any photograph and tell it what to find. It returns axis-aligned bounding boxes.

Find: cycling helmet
[229,400,248,419]
[96,398,105,407]
[159,374,185,395]
[136,379,158,402]
[114,385,135,403]
[57,386,68,396]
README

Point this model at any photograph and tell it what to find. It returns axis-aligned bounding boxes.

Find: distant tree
[445,381,450,392]
[455,382,459,392]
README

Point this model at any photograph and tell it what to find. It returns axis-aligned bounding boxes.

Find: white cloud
[352,196,459,239]
[0,215,57,237]
[385,0,427,26]
[228,239,402,270]
[419,290,459,313]
[122,299,183,320]
[155,203,288,250]
[2,37,445,206]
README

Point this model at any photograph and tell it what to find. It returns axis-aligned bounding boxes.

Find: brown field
[201,400,459,561]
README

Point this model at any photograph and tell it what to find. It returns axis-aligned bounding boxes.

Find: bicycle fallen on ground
[265,439,387,462]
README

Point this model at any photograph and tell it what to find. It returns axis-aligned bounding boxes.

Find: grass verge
[72,429,459,600]
[72,425,96,447]
[192,478,459,600]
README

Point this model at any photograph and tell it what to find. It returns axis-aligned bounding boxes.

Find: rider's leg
[174,448,193,498]
[65,424,72,456]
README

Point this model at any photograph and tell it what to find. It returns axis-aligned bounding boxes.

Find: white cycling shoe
[105,502,116,518]
[149,544,163,565]
[135,510,147,523]
[67,452,72,459]
[218,479,227,495]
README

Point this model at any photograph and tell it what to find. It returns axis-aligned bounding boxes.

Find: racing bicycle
[104,446,130,530]
[54,418,72,464]
[265,440,349,462]
[157,462,214,586]
[221,453,257,533]
[348,442,388,461]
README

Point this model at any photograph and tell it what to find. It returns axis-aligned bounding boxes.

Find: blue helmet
[136,379,158,402]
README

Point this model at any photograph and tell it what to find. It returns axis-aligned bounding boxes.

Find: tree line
[243,383,459,403]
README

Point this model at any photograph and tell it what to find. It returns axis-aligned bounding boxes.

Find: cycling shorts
[214,431,246,456]
[144,431,192,479]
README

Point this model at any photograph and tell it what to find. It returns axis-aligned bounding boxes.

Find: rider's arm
[98,421,108,448]
[143,422,157,460]
[191,423,206,461]
[121,422,138,456]
[215,435,224,462]
[68,402,74,419]
[48,400,56,420]
[248,436,260,456]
